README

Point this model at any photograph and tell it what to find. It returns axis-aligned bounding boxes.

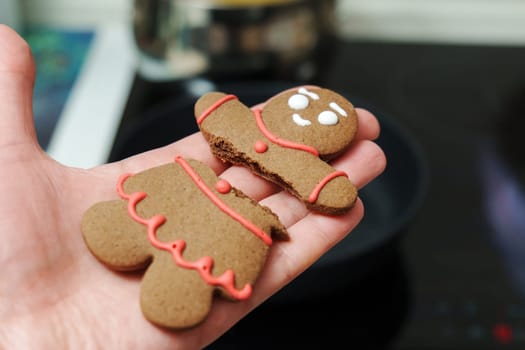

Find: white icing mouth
[293,113,312,126]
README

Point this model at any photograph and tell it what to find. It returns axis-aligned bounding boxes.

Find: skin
[0,24,386,350]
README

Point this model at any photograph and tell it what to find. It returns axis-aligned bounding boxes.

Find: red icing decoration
[254,140,268,153]
[215,179,232,194]
[115,157,274,300]
[175,156,272,246]
[253,109,319,156]
[308,170,348,203]
[197,94,238,125]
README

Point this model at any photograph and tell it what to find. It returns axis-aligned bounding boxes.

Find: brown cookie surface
[82,157,288,329]
[195,86,359,215]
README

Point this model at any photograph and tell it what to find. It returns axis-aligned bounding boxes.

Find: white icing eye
[318,111,338,125]
[288,94,310,110]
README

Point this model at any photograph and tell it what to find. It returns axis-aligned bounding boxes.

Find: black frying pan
[109,80,428,300]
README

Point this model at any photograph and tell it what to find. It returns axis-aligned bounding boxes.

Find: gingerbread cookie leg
[140,253,215,328]
[195,87,359,215]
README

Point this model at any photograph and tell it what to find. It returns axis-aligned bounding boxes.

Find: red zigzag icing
[116,157,277,300]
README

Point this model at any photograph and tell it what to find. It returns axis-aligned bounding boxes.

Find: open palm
[0,25,386,350]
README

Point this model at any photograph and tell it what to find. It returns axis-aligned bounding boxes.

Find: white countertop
[46,24,137,169]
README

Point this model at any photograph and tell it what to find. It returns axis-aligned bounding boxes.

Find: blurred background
[2,0,525,349]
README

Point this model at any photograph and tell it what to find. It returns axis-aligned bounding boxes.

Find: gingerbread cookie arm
[81,200,153,270]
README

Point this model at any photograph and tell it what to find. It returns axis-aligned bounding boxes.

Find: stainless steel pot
[132,0,336,81]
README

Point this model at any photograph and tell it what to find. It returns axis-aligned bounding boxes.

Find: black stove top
[325,41,525,350]
[106,39,525,349]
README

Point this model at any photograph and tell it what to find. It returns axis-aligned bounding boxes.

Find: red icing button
[254,140,268,153]
[215,179,231,194]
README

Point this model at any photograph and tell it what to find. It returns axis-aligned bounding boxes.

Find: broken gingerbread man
[195,86,359,215]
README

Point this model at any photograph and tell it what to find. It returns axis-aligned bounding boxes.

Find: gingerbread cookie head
[81,157,288,330]
[261,87,358,160]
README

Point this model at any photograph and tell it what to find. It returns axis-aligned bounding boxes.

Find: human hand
[0,25,386,349]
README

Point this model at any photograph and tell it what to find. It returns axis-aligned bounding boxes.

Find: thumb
[0,24,37,148]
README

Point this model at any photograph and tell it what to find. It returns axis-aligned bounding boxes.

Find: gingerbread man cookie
[195,86,359,215]
[81,157,288,329]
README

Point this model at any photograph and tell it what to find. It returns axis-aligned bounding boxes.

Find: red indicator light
[493,323,513,344]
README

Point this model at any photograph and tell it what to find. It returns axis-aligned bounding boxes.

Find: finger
[332,139,387,189]
[354,107,380,141]
[0,25,37,147]
[260,198,365,291]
